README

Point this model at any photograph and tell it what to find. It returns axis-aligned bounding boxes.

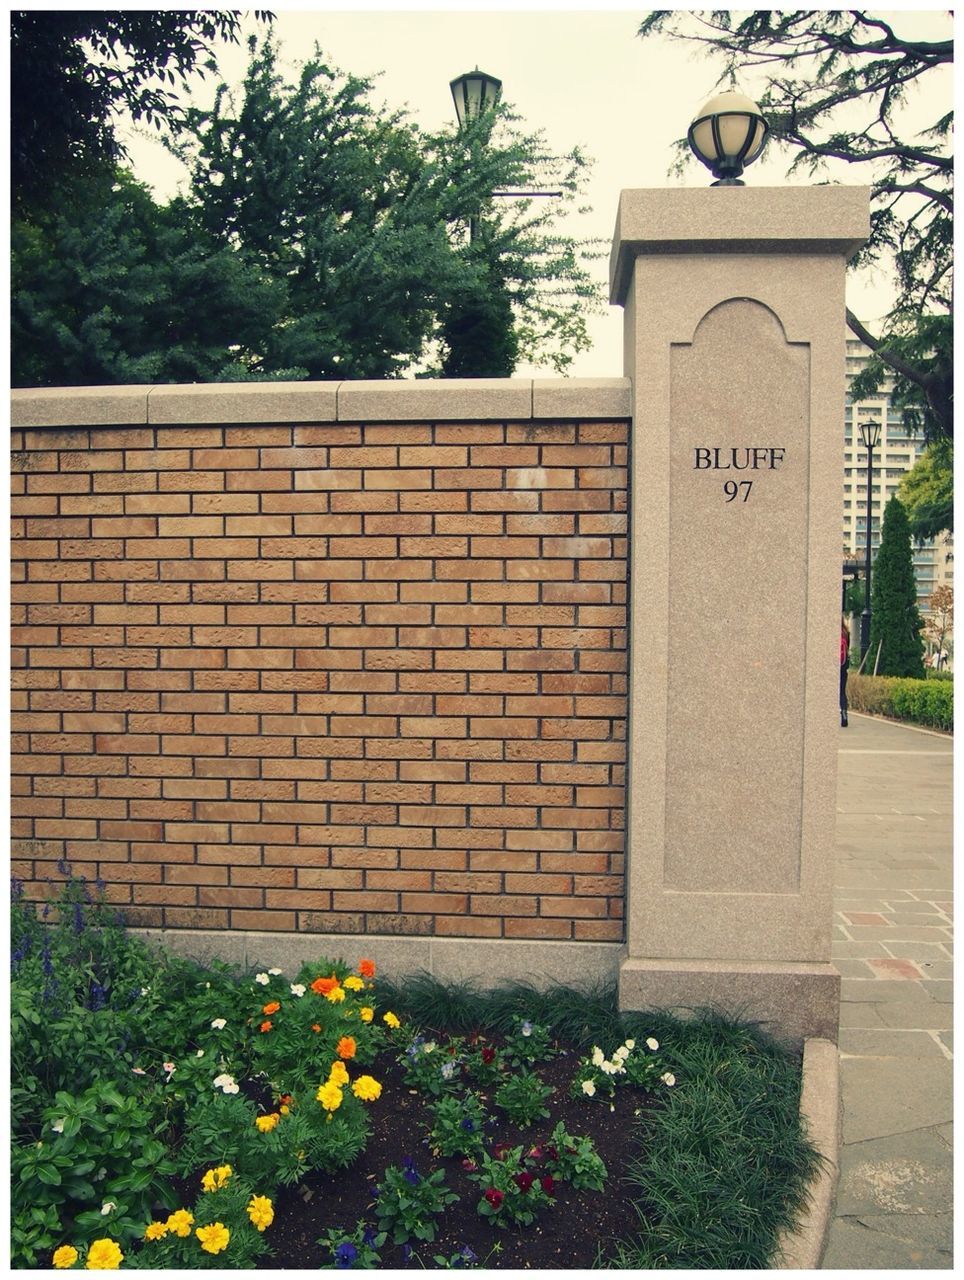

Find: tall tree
[10,10,273,216]
[169,37,602,377]
[11,171,292,387]
[897,438,954,542]
[637,10,953,443]
[924,584,953,664]
[869,496,926,678]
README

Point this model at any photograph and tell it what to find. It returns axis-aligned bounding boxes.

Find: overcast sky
[121,3,954,379]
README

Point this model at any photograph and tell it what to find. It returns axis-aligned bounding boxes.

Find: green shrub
[847,674,952,730]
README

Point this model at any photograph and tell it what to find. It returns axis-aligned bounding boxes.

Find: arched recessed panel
[665,298,811,894]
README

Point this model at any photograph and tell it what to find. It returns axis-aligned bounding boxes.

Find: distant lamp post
[858,417,882,662]
[688,90,769,185]
[450,68,502,127]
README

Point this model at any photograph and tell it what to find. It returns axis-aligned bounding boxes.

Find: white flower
[210,1018,227,1030]
[591,1046,605,1067]
[614,1045,630,1061]
[131,1067,147,1076]
[101,1202,116,1216]
[600,1060,618,1075]
[254,972,270,985]
[205,982,211,989]
[289,983,306,998]
[51,1119,65,1134]
[646,1037,660,1051]
[424,1041,437,1054]
[581,1079,597,1097]
[196,1049,205,1058]
[140,987,150,996]
[162,1061,176,1076]
[268,967,282,975]
[624,1039,635,1051]
[213,1073,239,1094]
[661,1072,676,1087]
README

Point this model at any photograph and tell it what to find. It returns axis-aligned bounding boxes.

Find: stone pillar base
[618,958,840,1049]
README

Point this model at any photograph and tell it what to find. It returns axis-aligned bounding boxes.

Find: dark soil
[258,1045,655,1270]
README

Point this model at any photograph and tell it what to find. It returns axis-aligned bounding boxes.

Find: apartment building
[844,338,953,647]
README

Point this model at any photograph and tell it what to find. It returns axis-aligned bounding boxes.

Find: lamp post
[450,68,502,243]
[858,417,882,663]
[687,90,769,185]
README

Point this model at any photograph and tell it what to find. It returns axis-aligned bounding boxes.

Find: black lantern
[688,90,769,185]
[450,68,502,127]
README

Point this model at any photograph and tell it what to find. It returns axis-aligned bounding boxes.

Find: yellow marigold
[84,1238,124,1270]
[201,1164,232,1192]
[352,1075,382,1102]
[196,1222,230,1255]
[343,975,364,991]
[280,1104,290,1114]
[336,1035,357,1059]
[383,1011,400,1029]
[328,1059,350,1086]
[255,1112,280,1133]
[325,986,346,1004]
[360,1006,374,1022]
[263,1001,280,1015]
[247,1194,275,1232]
[316,1081,343,1113]
[52,1245,78,1269]
[165,1209,194,1238]
[144,1221,168,1241]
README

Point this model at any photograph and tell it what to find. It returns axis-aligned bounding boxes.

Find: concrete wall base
[618,957,840,1050]
[132,927,624,991]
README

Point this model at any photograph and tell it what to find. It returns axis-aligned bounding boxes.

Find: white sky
[116,3,955,378]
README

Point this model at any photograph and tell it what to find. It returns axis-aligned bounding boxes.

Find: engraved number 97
[724,480,753,503]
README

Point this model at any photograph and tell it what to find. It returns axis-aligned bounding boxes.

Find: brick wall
[11,395,629,945]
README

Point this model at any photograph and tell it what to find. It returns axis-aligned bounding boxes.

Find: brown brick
[504,918,572,939]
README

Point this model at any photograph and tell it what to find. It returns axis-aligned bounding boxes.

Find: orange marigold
[263,1001,280,1015]
[311,1023,321,1033]
[336,1035,357,1060]
[260,1020,273,1033]
[311,975,339,996]
[359,958,376,978]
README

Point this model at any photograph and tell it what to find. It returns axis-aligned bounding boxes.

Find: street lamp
[688,90,769,186]
[858,417,882,663]
[450,68,502,127]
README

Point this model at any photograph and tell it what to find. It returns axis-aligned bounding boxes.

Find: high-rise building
[843,337,953,659]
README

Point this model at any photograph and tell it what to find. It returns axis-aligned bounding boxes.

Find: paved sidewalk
[822,713,953,1270]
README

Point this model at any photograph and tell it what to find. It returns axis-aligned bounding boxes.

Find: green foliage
[897,439,954,540]
[373,1161,459,1244]
[542,1122,608,1192]
[869,497,926,677]
[847,674,953,730]
[638,10,953,441]
[501,1015,555,1068]
[125,1169,276,1269]
[426,1091,488,1158]
[12,37,602,388]
[493,1071,553,1128]
[11,10,273,216]
[399,1034,464,1097]
[318,1222,387,1268]
[469,1147,555,1229]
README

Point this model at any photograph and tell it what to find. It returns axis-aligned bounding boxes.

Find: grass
[376,971,823,1269]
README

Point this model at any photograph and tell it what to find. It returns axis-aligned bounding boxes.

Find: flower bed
[12,870,820,1270]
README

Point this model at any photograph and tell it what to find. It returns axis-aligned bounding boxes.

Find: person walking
[840,617,850,727]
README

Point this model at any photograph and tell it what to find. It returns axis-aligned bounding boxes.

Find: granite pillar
[611,187,869,1045]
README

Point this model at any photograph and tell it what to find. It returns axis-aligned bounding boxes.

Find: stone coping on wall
[11,377,631,428]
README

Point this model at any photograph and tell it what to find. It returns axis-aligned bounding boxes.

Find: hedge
[846,674,953,731]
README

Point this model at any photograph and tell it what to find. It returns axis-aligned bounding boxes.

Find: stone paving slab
[824,714,953,1270]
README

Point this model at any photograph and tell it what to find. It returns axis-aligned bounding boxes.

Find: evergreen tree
[868,497,925,677]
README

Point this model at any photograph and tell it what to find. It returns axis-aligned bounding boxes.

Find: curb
[773,1037,841,1269]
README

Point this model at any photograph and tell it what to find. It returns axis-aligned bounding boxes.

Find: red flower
[484,1188,504,1210]
[528,1145,544,1161]
[461,1158,477,1173]
[541,1175,556,1198]
[481,1047,496,1064]
[545,1144,558,1160]
[492,1143,511,1161]
[514,1172,534,1193]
